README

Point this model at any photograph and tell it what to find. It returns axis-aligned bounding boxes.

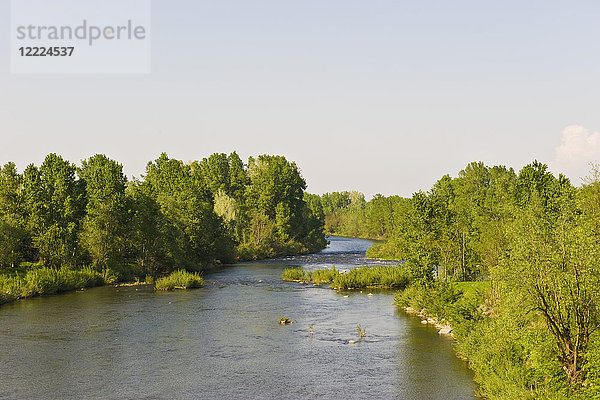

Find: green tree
[0,162,28,267]
[78,154,129,268]
[145,153,233,268]
[23,154,85,267]
[502,163,599,384]
[240,155,324,258]
[127,181,171,275]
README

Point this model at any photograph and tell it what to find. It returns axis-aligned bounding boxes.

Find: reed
[155,270,204,291]
[282,267,309,282]
[283,265,411,290]
[332,265,411,290]
[0,266,108,304]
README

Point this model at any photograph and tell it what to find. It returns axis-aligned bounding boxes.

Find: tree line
[315,161,600,394]
[0,152,326,277]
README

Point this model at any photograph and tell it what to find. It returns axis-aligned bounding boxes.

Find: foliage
[0,152,326,278]
[237,155,326,259]
[283,265,411,290]
[78,154,129,268]
[317,160,600,396]
[154,269,204,291]
[333,265,411,289]
[0,266,108,304]
[23,154,86,267]
[282,266,340,283]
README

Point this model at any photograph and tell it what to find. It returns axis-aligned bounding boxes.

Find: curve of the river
[0,236,476,399]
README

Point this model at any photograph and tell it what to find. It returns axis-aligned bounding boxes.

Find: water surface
[0,236,476,399]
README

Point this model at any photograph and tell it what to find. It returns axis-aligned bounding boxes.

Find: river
[0,236,477,399]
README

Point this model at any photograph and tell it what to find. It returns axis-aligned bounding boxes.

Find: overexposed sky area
[2,0,600,197]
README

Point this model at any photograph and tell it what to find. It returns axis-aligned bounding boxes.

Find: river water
[0,236,476,399]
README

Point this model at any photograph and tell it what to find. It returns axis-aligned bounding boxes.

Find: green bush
[395,282,574,399]
[155,269,204,291]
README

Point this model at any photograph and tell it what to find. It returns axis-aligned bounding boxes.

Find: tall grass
[333,265,411,289]
[0,266,112,305]
[282,267,340,283]
[282,265,411,290]
[282,267,308,281]
[155,270,204,291]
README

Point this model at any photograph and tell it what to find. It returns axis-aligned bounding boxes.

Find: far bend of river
[0,236,477,399]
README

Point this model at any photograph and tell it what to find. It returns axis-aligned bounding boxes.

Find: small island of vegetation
[282,265,411,290]
[155,270,204,291]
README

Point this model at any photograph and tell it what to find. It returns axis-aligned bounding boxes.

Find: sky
[2,0,600,197]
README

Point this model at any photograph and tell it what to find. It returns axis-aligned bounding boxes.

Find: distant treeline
[0,152,326,277]
[315,161,587,280]
[314,160,600,396]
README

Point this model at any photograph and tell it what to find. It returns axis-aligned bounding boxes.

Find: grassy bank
[0,266,117,305]
[394,281,489,337]
[155,270,204,290]
[283,265,411,290]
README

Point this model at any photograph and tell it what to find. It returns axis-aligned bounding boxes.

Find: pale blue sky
[2,1,600,197]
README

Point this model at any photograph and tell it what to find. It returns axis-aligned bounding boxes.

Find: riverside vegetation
[282,265,411,290]
[154,270,204,291]
[4,153,600,398]
[0,152,326,303]
[312,161,600,399]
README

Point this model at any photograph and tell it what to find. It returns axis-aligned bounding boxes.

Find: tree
[78,154,129,268]
[23,154,85,267]
[430,174,459,281]
[127,181,170,275]
[192,152,249,243]
[144,153,233,268]
[502,164,600,384]
[239,155,324,258]
[0,162,28,267]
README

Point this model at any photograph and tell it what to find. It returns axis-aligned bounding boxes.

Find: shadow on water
[0,236,476,399]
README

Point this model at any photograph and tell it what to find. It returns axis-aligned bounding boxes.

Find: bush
[395,281,573,399]
[394,281,480,325]
[155,269,204,291]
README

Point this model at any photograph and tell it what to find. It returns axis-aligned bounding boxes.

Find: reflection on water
[0,236,476,399]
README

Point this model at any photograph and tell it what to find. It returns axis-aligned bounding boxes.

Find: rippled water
[0,236,476,399]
